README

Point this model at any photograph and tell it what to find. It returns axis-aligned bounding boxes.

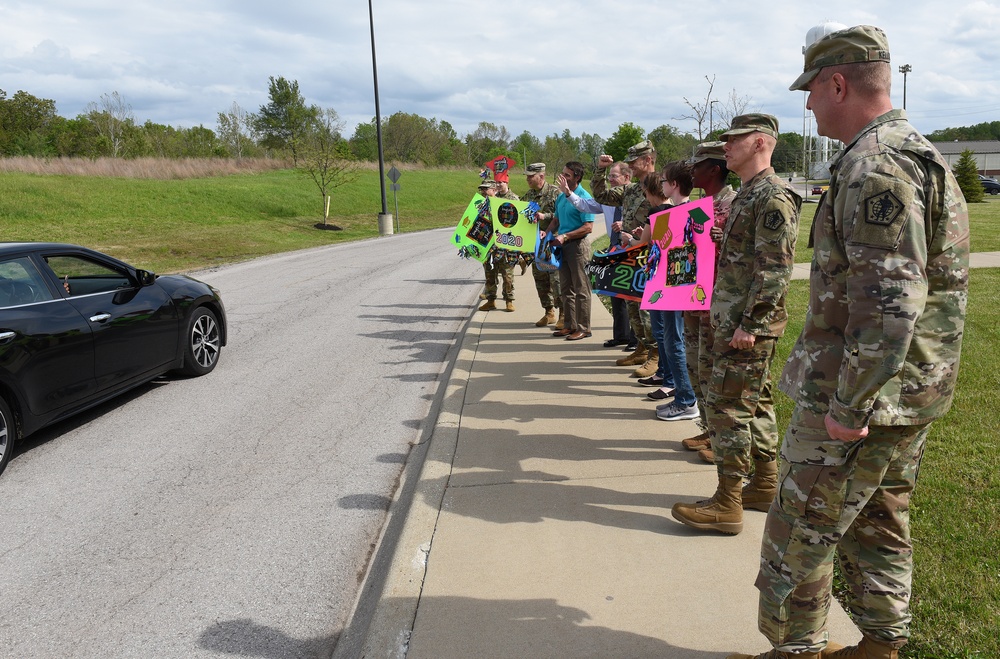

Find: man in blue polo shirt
[544,161,595,341]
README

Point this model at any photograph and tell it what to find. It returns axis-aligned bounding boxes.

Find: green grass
[773,271,1000,658]
[0,168,486,273]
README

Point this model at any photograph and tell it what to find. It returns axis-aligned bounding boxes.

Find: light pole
[369,0,393,235]
[709,100,719,136]
[899,64,912,110]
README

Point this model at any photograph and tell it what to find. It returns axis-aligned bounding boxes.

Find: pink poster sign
[640,197,716,311]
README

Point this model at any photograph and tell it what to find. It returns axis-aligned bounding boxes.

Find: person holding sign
[522,163,562,329]
[682,142,737,460]
[544,161,595,341]
[671,114,800,535]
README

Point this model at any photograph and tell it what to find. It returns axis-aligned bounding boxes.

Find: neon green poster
[452,194,494,263]
[490,198,538,261]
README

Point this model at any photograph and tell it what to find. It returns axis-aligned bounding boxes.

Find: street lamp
[369,0,393,235]
[899,64,912,110]
[709,100,719,136]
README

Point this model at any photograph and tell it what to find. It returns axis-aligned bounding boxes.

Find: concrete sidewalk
[337,267,864,658]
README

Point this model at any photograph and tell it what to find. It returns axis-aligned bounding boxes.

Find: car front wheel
[180,307,222,376]
[0,396,15,477]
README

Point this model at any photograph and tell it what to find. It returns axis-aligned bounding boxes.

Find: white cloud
[0,0,997,140]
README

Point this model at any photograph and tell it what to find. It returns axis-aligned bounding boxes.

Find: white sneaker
[656,401,699,422]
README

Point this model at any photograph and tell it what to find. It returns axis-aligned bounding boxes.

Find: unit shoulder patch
[848,171,914,250]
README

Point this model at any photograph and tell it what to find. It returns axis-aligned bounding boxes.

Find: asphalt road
[0,228,486,658]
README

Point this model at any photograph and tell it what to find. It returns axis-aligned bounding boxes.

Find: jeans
[652,310,695,405]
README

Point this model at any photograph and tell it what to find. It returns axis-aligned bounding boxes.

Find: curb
[331,305,483,659]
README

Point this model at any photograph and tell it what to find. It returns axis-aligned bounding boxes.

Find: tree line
[3,76,961,177]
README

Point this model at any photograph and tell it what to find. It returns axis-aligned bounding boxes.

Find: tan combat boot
[742,459,778,512]
[555,309,565,330]
[824,638,897,659]
[727,650,824,659]
[671,474,744,534]
[479,299,496,311]
[682,432,711,451]
[535,308,556,327]
[505,300,515,312]
[631,350,659,378]
[698,448,715,464]
[616,343,648,367]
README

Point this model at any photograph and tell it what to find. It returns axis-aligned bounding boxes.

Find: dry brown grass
[0,156,293,179]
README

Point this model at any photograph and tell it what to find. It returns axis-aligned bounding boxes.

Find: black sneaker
[624,342,638,351]
[637,375,664,387]
[647,387,675,401]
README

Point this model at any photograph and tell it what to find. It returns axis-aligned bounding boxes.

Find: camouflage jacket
[496,190,520,201]
[780,109,970,428]
[591,166,651,234]
[711,169,800,340]
[712,185,738,267]
[523,182,560,231]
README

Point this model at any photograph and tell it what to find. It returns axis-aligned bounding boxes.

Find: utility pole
[369,0,393,235]
[710,100,719,136]
[899,64,912,110]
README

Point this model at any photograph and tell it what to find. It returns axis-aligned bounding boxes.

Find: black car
[0,243,227,476]
[982,178,1000,195]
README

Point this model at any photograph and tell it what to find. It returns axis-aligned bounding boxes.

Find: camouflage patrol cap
[524,162,546,175]
[478,180,497,190]
[688,141,726,164]
[719,114,779,141]
[789,25,890,91]
[624,140,655,163]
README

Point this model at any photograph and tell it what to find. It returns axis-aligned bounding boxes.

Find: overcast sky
[2,1,998,145]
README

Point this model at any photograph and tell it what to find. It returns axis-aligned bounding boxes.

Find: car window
[0,256,57,308]
[45,255,133,296]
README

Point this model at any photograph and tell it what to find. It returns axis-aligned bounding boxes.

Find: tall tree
[647,124,697,163]
[579,132,606,170]
[677,75,716,141]
[85,91,134,158]
[217,102,256,160]
[954,149,985,203]
[0,89,60,156]
[466,121,511,166]
[296,108,358,226]
[603,122,645,163]
[254,76,318,164]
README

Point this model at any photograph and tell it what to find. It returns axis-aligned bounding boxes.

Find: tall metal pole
[369,0,393,235]
[710,100,719,136]
[899,64,912,110]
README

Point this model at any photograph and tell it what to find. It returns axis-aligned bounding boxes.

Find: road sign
[387,166,401,183]
[390,183,401,192]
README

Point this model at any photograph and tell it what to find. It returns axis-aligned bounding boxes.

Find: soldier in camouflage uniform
[592,141,658,376]
[480,181,518,312]
[681,141,737,458]
[729,26,970,659]
[522,163,562,327]
[671,114,800,536]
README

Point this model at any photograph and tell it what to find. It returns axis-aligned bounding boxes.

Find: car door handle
[0,330,15,343]
[89,313,112,323]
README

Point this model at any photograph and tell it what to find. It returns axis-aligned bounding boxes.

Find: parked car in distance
[978,174,997,183]
[812,184,829,195]
[983,178,1000,195]
[0,243,227,476]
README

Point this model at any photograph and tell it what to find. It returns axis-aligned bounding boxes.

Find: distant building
[931,140,1000,177]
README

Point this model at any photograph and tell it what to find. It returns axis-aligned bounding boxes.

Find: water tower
[802,21,847,180]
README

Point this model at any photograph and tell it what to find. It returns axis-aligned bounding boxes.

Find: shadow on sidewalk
[404,595,723,658]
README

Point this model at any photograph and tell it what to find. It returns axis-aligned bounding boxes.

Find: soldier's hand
[824,414,869,442]
[598,155,614,168]
[710,226,723,243]
[611,221,623,232]
[729,327,757,350]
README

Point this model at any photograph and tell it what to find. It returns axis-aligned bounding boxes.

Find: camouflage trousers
[754,407,930,653]
[532,264,560,310]
[626,300,655,350]
[483,261,514,301]
[705,336,779,478]
[684,311,714,428]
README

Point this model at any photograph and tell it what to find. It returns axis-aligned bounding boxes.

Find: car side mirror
[136,269,156,286]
